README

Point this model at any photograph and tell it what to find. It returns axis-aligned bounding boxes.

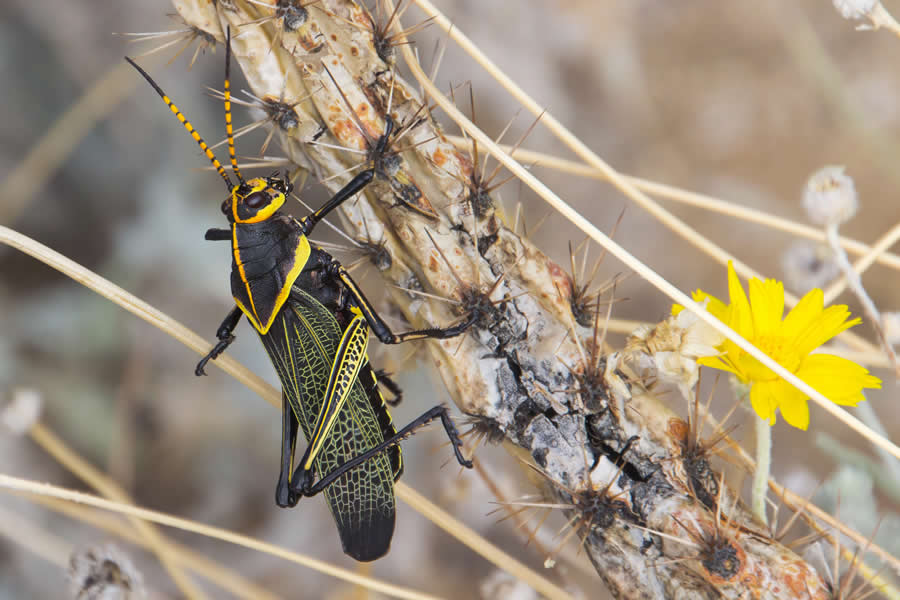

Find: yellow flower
[675,262,881,430]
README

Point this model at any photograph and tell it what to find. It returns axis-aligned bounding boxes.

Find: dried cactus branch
[171,1,832,597]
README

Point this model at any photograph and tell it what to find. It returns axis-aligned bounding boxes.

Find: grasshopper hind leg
[276,391,301,508]
[291,404,472,499]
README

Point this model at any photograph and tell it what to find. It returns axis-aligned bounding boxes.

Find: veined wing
[259,287,396,561]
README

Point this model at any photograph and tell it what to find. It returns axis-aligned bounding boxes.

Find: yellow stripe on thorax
[260,235,310,333]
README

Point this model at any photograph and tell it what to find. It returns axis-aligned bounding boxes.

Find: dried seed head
[781,241,840,294]
[626,306,723,394]
[802,166,858,226]
[1,388,43,435]
[68,544,145,600]
[832,0,879,20]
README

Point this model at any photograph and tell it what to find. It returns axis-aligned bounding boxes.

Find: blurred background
[1,0,898,597]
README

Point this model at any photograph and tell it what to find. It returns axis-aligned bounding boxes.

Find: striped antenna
[125,56,235,191]
[223,27,244,184]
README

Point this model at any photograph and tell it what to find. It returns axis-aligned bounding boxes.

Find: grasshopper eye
[245,191,268,209]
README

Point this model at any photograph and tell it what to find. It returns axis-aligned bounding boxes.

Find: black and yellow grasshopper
[126,32,473,562]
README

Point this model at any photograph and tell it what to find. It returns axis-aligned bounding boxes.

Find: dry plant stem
[823,223,899,375]
[0,475,443,600]
[824,220,900,303]
[31,496,284,600]
[395,15,899,462]
[0,225,563,597]
[0,63,138,225]
[409,0,879,360]
[28,423,207,599]
[446,136,900,274]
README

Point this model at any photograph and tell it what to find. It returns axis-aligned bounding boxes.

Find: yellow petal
[674,288,729,320]
[771,379,810,430]
[748,277,784,337]
[694,290,729,322]
[796,354,881,404]
[830,392,867,407]
[750,380,778,425]
[698,355,745,380]
[726,262,754,338]
[794,307,859,357]
[782,288,824,341]
[732,348,780,383]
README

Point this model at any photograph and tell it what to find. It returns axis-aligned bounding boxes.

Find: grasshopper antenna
[125,32,241,191]
[223,26,244,184]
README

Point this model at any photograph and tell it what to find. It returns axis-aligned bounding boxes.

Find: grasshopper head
[224,176,294,224]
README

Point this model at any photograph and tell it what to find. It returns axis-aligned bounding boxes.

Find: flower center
[737,334,802,381]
